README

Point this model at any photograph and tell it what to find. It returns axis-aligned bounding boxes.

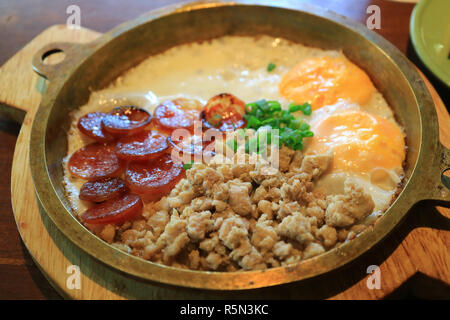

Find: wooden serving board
[1,25,449,300]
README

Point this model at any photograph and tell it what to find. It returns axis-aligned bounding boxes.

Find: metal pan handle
[426,143,450,207]
[31,42,82,80]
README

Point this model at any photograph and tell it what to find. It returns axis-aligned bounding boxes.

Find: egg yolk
[306,110,405,176]
[279,56,376,109]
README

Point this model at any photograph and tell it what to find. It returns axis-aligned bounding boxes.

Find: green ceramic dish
[410,0,450,87]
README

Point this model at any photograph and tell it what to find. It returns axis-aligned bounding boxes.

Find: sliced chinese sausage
[79,177,126,202]
[203,93,246,132]
[77,112,114,142]
[125,153,185,202]
[68,143,125,180]
[115,130,168,161]
[81,193,143,225]
[153,98,202,134]
[102,106,151,135]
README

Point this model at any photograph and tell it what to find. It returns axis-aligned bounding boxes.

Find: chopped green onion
[303,131,314,138]
[183,161,194,170]
[288,104,302,113]
[288,102,312,116]
[245,115,261,129]
[300,123,310,131]
[302,103,312,116]
[244,99,314,152]
[289,119,301,130]
[267,62,276,72]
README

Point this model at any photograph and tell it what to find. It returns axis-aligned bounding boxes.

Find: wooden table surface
[0,0,448,300]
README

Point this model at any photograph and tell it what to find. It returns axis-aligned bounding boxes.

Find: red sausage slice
[203,93,246,131]
[125,153,185,202]
[102,106,151,135]
[154,98,202,133]
[81,193,143,225]
[115,130,168,161]
[79,177,126,202]
[77,112,114,142]
[68,143,125,180]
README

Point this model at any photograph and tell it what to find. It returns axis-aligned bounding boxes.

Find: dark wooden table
[0,0,448,299]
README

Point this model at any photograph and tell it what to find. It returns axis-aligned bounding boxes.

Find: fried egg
[279,56,376,110]
[308,109,405,175]
[305,103,405,213]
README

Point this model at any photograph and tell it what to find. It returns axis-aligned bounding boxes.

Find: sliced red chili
[203,93,246,131]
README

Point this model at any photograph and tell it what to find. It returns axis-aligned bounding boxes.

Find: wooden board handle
[0,25,101,122]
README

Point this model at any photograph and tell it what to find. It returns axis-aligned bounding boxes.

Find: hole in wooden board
[42,49,66,65]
